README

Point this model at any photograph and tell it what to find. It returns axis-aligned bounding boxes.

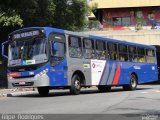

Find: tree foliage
[0,0,90,48]
[0,0,24,27]
[53,0,88,31]
[0,9,23,27]
[0,0,88,30]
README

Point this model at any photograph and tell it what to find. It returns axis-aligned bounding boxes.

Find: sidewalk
[0,88,37,97]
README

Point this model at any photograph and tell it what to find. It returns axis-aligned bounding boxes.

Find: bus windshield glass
[8,38,48,66]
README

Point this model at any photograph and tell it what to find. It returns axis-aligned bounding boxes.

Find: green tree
[0,9,23,27]
[0,0,89,41]
[52,0,88,31]
[0,0,24,27]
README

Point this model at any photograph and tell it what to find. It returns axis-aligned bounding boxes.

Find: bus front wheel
[38,87,49,96]
[70,74,81,95]
[123,74,137,91]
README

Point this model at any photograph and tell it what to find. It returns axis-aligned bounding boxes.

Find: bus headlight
[35,69,48,78]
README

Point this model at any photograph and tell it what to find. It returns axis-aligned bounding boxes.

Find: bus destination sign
[12,30,40,40]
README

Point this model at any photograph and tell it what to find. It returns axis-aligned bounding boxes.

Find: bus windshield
[8,38,48,66]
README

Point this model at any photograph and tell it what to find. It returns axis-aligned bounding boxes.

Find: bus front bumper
[8,74,50,88]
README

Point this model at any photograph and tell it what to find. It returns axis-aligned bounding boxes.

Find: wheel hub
[131,78,136,88]
[75,80,80,89]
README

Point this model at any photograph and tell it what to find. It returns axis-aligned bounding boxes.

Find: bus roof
[88,34,155,49]
[10,27,155,49]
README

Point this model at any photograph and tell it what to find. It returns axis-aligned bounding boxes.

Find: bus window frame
[128,45,138,63]
[137,47,146,63]
[95,40,106,60]
[146,48,155,64]
[107,42,118,61]
[68,35,82,58]
[48,33,66,66]
[118,43,129,62]
[83,38,94,59]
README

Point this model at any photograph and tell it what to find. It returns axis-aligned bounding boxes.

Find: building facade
[89,0,160,30]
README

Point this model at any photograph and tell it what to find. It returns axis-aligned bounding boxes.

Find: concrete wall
[90,0,160,8]
[82,30,160,46]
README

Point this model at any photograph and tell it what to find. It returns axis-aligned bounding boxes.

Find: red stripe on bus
[112,64,121,85]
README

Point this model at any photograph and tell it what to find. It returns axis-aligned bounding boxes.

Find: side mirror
[53,42,59,51]
[1,41,8,59]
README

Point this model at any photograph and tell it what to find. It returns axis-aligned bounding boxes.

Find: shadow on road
[9,86,152,98]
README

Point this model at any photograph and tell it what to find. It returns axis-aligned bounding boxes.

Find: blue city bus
[2,27,158,96]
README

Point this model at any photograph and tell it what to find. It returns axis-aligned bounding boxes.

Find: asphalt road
[0,85,160,115]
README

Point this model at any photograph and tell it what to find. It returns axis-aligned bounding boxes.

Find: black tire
[123,74,137,91]
[98,85,111,92]
[70,74,81,95]
[38,87,49,96]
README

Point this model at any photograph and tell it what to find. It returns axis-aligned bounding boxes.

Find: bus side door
[49,33,67,86]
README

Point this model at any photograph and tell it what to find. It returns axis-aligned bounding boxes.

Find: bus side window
[96,40,106,60]
[107,42,118,60]
[69,36,82,58]
[146,49,155,63]
[128,46,137,62]
[137,47,145,63]
[83,38,94,59]
[118,44,128,61]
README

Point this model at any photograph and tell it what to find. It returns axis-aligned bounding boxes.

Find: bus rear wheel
[70,74,81,95]
[98,85,111,92]
[38,87,49,96]
[123,74,137,91]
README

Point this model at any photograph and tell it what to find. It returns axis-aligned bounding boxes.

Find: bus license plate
[19,81,26,85]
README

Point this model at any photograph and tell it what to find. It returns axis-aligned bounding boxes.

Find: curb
[0,94,8,97]
[0,91,38,97]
